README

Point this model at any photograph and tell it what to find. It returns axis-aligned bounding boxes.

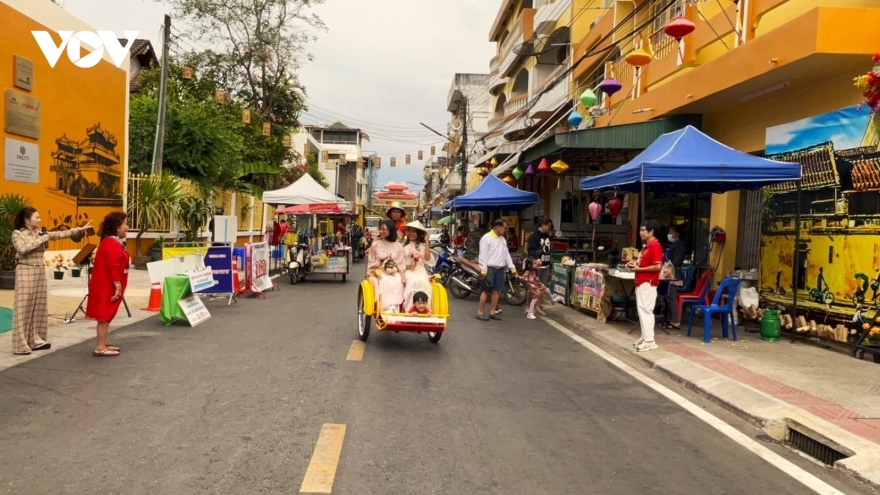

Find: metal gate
[736,188,762,270]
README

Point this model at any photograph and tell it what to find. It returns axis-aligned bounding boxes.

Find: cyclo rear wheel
[357,285,371,341]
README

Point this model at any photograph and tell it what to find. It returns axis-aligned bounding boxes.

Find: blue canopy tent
[452,174,539,211]
[579,125,804,329]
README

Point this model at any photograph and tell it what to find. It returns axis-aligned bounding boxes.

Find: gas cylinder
[760,309,781,342]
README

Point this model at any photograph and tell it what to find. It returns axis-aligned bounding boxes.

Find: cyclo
[357,274,449,343]
[356,212,449,344]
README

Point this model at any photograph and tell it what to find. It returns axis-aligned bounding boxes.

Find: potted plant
[52,255,66,280]
[177,196,213,244]
[71,264,82,277]
[0,194,32,290]
[127,174,183,269]
[150,236,165,262]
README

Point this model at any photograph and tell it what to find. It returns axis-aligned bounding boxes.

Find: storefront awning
[520,115,702,164]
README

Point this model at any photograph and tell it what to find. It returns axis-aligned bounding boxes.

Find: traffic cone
[142,281,162,311]
[232,258,244,293]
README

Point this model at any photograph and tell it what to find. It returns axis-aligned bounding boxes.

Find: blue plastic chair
[687,278,743,343]
[680,273,713,323]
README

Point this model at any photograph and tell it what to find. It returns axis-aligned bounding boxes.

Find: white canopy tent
[262,173,342,206]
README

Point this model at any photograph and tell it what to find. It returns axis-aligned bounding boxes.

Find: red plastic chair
[675,269,715,325]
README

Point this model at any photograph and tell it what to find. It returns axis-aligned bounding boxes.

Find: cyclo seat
[456,257,482,273]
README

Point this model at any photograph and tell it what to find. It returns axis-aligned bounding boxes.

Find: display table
[160,275,193,325]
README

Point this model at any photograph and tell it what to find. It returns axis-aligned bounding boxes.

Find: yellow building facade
[1,0,129,250]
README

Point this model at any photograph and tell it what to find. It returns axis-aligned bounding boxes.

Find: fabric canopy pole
[791,180,801,343]
[640,177,646,247]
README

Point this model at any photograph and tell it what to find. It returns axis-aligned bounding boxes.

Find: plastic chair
[676,269,715,324]
[680,266,695,293]
[687,278,743,343]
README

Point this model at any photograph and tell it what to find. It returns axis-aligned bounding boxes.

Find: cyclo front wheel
[357,285,371,341]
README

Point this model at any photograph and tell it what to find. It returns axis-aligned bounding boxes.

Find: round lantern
[567,110,584,128]
[625,48,653,68]
[664,16,696,41]
[182,65,194,80]
[550,159,569,174]
[490,157,498,167]
[502,175,515,185]
[588,200,602,222]
[598,78,622,96]
[512,165,525,180]
[579,88,597,108]
[525,163,536,176]
[537,158,550,174]
[608,195,624,219]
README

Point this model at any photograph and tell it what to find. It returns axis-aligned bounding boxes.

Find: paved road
[0,276,872,494]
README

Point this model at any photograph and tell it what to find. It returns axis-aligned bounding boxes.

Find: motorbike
[432,244,455,285]
[287,243,311,284]
[447,256,527,306]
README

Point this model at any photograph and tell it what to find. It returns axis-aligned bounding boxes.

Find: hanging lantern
[512,165,525,180]
[283,135,292,148]
[357,157,364,169]
[242,109,251,124]
[588,200,602,222]
[391,157,397,167]
[567,110,583,128]
[502,175,515,185]
[664,16,696,41]
[304,142,311,156]
[625,48,653,68]
[490,156,498,167]
[579,88,597,108]
[608,195,624,219]
[598,78,623,96]
[537,158,550,174]
[418,150,424,160]
[215,90,226,102]
[262,122,271,136]
[430,146,436,156]
[406,154,411,165]
[550,159,569,174]
[182,65,194,80]
[525,163,535,176]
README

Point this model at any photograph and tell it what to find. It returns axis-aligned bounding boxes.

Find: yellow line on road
[300,423,347,494]
[346,340,365,361]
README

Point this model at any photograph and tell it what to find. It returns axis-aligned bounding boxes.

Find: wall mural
[761,105,880,322]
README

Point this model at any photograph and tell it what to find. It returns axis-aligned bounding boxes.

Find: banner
[202,246,234,294]
[163,247,208,260]
[187,267,215,293]
[311,255,347,273]
[247,242,273,292]
[549,263,571,306]
[177,295,211,327]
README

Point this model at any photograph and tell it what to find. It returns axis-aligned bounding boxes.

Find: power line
[306,103,448,131]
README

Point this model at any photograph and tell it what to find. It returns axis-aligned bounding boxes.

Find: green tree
[283,153,328,189]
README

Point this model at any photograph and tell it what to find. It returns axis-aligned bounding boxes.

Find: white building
[444,73,490,195]
[289,124,369,205]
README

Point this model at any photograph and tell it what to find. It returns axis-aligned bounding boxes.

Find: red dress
[86,237,130,323]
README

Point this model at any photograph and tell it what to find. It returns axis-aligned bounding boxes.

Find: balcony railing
[504,94,528,116]
[490,55,500,73]
[500,23,522,62]
[535,0,571,34]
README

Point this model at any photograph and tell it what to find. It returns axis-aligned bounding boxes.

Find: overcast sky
[62,0,499,192]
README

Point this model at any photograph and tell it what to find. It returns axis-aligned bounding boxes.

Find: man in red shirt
[627,220,663,352]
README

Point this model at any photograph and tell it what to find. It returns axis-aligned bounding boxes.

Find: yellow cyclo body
[357,275,448,343]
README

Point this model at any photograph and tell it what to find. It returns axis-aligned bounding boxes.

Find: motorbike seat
[456,257,482,273]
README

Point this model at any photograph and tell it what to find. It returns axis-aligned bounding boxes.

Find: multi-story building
[290,124,368,206]
[444,74,491,196]
[476,0,880,322]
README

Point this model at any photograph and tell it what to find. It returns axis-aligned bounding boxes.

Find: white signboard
[4,138,38,183]
[249,242,273,292]
[177,295,212,327]
[146,254,205,285]
[187,267,215,293]
[213,215,237,244]
[311,256,348,274]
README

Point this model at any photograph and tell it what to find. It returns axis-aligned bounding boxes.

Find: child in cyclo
[520,258,563,319]
[376,257,404,312]
[409,291,432,316]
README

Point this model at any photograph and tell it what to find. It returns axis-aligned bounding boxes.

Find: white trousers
[635,282,658,342]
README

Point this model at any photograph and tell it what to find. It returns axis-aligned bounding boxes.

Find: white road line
[543,319,846,495]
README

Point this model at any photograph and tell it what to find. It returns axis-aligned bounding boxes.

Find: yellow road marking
[346,340,365,361]
[300,423,347,494]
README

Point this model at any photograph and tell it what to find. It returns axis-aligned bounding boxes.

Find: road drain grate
[786,428,849,465]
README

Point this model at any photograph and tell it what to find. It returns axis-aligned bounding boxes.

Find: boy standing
[627,220,663,352]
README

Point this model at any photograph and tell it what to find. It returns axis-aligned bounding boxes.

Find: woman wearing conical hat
[386,202,407,238]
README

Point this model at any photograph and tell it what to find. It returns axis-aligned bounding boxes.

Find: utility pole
[459,96,468,194]
[151,14,171,175]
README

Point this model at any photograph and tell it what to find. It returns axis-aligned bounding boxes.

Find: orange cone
[143,281,162,311]
[232,258,244,293]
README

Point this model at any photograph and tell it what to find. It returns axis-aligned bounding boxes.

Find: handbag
[659,253,675,281]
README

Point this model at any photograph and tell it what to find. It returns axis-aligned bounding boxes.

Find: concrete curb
[543,304,880,490]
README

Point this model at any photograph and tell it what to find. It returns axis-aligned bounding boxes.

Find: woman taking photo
[86,212,131,357]
[402,220,434,309]
[365,219,406,304]
[11,207,91,355]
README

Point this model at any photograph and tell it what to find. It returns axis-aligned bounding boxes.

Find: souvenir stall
[575,125,802,327]
[263,174,352,283]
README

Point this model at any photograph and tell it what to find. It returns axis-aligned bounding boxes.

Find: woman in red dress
[86,212,130,357]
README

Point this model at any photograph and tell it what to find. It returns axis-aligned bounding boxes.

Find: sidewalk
[545,304,880,489]
[0,268,154,371]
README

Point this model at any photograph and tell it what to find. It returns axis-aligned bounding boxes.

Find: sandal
[93,348,120,357]
[106,343,120,352]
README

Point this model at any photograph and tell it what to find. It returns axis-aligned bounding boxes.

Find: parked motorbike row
[433,244,527,306]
